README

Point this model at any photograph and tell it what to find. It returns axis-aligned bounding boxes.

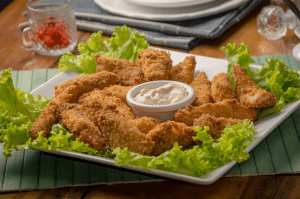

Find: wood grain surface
[1,0,300,198]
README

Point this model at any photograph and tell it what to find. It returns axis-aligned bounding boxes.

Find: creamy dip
[133,83,189,105]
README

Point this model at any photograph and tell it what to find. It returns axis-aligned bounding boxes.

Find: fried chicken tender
[138,48,172,81]
[233,64,276,108]
[127,117,163,135]
[56,103,106,151]
[78,89,135,120]
[170,56,196,84]
[211,73,236,102]
[174,99,257,126]
[103,84,133,106]
[30,85,86,139]
[190,72,212,106]
[98,110,155,155]
[148,121,195,156]
[54,71,118,101]
[193,114,243,140]
[30,72,118,141]
[29,100,58,140]
[95,54,145,86]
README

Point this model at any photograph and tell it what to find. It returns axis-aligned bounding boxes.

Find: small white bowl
[126,80,195,122]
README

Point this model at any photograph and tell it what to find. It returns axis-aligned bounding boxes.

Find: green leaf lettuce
[58,25,149,75]
[113,120,256,177]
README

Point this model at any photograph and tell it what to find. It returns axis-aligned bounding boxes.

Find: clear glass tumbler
[18,0,78,56]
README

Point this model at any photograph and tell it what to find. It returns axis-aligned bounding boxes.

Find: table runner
[0,53,300,192]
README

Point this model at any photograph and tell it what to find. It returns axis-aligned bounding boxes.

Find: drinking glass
[18,0,78,56]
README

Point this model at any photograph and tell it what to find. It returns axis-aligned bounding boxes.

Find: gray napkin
[73,0,268,50]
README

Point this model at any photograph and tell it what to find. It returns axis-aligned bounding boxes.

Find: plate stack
[94,0,250,21]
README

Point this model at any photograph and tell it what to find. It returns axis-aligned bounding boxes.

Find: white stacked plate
[94,0,250,21]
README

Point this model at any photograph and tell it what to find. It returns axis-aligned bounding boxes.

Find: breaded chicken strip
[57,103,106,151]
[174,99,257,126]
[170,56,196,84]
[30,85,86,139]
[54,71,118,100]
[193,114,243,140]
[30,72,118,140]
[103,84,133,106]
[138,48,172,81]
[148,121,195,156]
[127,117,163,135]
[98,110,155,155]
[78,89,135,120]
[95,54,145,86]
[29,100,58,140]
[211,73,236,102]
[190,72,212,106]
[75,100,103,125]
[233,64,276,108]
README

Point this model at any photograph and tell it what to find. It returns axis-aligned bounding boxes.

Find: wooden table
[1,0,300,198]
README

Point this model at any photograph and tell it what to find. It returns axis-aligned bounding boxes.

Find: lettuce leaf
[113,120,256,177]
[221,43,300,119]
[220,43,255,89]
[0,69,33,121]
[58,25,149,75]
[26,124,114,158]
[0,69,115,157]
[0,69,52,156]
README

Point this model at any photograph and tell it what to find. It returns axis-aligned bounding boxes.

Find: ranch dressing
[134,83,188,105]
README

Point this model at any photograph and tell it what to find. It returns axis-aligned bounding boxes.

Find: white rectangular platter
[30,49,300,185]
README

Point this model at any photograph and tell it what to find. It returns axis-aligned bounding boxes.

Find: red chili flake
[31,16,71,49]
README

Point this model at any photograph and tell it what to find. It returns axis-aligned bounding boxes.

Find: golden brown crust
[211,73,236,102]
[57,103,106,151]
[54,71,118,100]
[103,84,133,106]
[138,48,172,81]
[189,72,212,106]
[95,54,145,86]
[170,56,196,84]
[148,121,195,156]
[174,99,257,126]
[193,114,243,140]
[233,64,276,108]
[29,100,58,140]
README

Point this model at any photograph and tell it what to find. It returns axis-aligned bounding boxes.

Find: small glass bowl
[126,80,195,122]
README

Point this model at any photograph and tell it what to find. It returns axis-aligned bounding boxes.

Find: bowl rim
[126,80,195,112]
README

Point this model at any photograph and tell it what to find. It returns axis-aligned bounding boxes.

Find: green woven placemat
[0,54,300,192]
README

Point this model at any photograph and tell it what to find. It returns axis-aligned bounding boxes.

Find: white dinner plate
[125,0,216,8]
[30,48,300,185]
[93,0,250,21]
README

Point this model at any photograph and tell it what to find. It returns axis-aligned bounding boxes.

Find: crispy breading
[233,64,276,108]
[54,71,118,100]
[148,121,195,156]
[103,84,133,106]
[170,56,196,84]
[190,72,212,106]
[174,99,257,126]
[193,114,243,140]
[78,89,135,120]
[30,72,117,140]
[127,117,163,135]
[138,48,172,81]
[211,73,236,102]
[95,54,145,86]
[98,110,155,155]
[29,100,58,140]
[57,103,106,151]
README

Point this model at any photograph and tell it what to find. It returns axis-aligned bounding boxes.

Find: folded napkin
[73,0,268,50]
